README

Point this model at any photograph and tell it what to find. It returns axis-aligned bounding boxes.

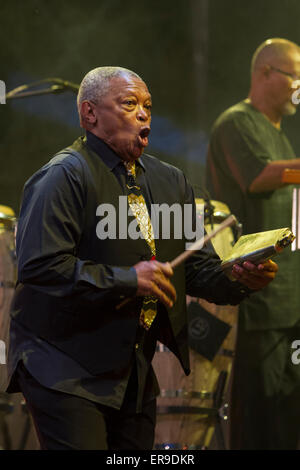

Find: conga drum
[0,205,16,391]
[0,206,39,450]
[153,199,240,450]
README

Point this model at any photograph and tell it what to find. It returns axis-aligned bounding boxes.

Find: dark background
[1,0,300,213]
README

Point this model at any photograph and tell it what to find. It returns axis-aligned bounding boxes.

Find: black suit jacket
[10,136,249,376]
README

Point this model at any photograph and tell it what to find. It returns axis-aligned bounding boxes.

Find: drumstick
[116,214,237,310]
[169,214,237,269]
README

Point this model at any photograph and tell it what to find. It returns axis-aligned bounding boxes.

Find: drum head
[195,198,236,259]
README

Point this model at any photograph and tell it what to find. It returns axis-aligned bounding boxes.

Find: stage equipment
[153,199,240,450]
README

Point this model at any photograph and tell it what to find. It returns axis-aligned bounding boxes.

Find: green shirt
[205,100,300,330]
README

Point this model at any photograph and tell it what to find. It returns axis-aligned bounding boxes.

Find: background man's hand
[133,260,176,308]
[231,259,278,290]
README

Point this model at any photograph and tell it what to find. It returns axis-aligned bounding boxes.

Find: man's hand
[133,260,176,309]
[231,259,278,290]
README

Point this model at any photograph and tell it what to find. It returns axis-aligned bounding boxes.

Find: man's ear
[80,100,97,128]
[262,64,271,78]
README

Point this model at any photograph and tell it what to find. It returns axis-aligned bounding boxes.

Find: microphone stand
[5,78,79,100]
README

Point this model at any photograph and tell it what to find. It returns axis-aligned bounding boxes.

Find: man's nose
[136,106,149,122]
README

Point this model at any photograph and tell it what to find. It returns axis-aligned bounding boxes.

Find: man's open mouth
[138,127,150,147]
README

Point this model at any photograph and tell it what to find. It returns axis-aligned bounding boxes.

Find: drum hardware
[195,187,215,230]
[218,403,229,421]
[158,371,228,410]
[0,213,16,229]
[17,400,32,450]
[213,370,228,409]
[155,443,182,450]
[218,348,234,358]
[152,199,240,449]
[204,201,215,230]
[0,281,15,289]
[0,203,17,231]
[0,418,10,451]
[0,393,14,414]
[0,395,33,450]
[155,401,230,450]
[210,210,230,224]
[156,405,219,416]
[206,208,242,246]
[212,370,228,449]
[0,392,14,450]
[0,281,15,311]
[155,443,206,450]
[156,400,229,421]
[155,343,234,358]
[199,193,243,244]
[159,389,213,399]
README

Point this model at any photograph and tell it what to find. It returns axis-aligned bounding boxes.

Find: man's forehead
[109,75,151,97]
[291,50,300,67]
[279,48,300,68]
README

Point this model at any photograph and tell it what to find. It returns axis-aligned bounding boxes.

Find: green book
[221,227,295,273]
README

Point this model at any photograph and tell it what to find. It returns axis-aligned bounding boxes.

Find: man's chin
[117,145,143,162]
[283,102,298,116]
[133,144,146,159]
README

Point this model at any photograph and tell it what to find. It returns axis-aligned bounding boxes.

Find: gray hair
[77,66,143,114]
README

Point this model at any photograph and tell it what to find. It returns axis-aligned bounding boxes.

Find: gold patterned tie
[124,161,158,330]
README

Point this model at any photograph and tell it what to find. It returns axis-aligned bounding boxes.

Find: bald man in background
[206,38,300,449]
